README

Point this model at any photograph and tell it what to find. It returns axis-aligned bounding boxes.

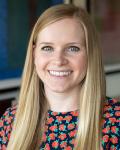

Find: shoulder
[103,97,120,120]
[1,105,17,116]
[0,106,17,149]
[104,97,120,107]
[102,97,120,149]
[0,105,17,130]
[0,106,17,125]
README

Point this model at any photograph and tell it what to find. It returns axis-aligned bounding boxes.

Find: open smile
[48,70,72,77]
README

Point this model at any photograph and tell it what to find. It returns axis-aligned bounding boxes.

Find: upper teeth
[49,70,71,76]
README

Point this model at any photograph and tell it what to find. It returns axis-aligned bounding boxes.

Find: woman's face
[34,18,87,93]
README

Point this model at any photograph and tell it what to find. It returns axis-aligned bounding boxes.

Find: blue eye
[67,46,80,52]
[41,46,53,51]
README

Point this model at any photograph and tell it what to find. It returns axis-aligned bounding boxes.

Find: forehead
[37,18,85,44]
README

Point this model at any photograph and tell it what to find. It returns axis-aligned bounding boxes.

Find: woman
[0,4,120,150]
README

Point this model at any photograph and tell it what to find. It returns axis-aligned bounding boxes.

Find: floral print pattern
[40,110,78,150]
[101,98,120,150]
[0,98,120,150]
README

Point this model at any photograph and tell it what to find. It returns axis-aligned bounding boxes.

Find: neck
[45,87,80,112]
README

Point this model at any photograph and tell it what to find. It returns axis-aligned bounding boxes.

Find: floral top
[0,97,120,150]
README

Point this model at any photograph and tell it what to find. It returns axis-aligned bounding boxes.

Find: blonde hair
[7,4,106,150]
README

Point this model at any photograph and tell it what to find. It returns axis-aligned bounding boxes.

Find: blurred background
[0,0,120,116]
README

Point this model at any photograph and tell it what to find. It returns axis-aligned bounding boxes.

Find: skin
[34,18,87,112]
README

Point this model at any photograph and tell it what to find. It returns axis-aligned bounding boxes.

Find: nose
[52,51,68,66]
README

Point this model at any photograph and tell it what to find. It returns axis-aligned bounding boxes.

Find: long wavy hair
[7,4,106,150]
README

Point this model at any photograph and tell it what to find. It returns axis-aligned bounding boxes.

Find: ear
[33,44,36,59]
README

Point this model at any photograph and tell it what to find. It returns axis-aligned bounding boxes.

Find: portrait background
[91,0,120,72]
[0,0,63,80]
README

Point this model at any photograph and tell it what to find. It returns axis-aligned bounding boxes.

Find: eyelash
[41,46,80,53]
[41,46,53,51]
[67,46,80,52]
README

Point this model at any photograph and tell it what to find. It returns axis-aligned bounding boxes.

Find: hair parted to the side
[7,4,106,150]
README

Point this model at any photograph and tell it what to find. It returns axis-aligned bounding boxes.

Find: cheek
[34,50,46,66]
[74,55,87,72]
[34,58,47,81]
[34,55,46,72]
[76,59,87,83]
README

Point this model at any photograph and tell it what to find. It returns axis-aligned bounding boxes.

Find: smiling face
[34,18,87,94]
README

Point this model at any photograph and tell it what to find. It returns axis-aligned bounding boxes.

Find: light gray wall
[106,73,120,97]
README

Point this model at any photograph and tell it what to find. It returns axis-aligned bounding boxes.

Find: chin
[51,89,66,93]
[49,86,69,93]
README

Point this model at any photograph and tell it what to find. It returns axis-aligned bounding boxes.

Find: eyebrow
[66,42,82,45]
[39,42,82,45]
[39,42,53,45]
